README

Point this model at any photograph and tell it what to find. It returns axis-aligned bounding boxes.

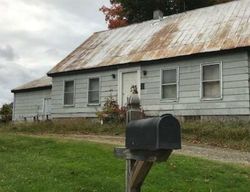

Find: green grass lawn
[0,133,249,192]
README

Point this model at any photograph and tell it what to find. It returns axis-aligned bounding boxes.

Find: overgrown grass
[0,134,249,192]
[0,118,250,151]
[182,120,250,151]
[0,119,125,136]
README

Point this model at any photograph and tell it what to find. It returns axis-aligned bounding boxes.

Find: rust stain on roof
[12,76,52,92]
[48,0,250,75]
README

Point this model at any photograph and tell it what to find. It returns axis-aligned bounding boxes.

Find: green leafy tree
[0,103,13,123]
[101,0,233,29]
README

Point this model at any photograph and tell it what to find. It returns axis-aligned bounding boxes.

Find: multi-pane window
[202,64,221,99]
[88,78,100,104]
[162,69,178,100]
[64,81,74,105]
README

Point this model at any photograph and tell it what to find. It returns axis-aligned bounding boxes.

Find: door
[122,71,138,106]
[43,98,51,119]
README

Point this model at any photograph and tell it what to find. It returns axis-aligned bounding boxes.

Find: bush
[96,95,126,123]
[0,103,12,123]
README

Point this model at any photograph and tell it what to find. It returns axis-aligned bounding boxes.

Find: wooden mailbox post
[114,148,173,192]
[114,92,181,192]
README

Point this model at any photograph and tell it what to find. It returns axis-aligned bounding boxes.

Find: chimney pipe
[153,10,164,20]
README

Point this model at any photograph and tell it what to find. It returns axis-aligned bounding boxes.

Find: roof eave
[11,85,52,93]
[47,46,250,77]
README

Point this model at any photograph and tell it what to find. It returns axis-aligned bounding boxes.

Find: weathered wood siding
[51,70,117,118]
[13,89,51,121]
[141,51,250,116]
[51,50,250,118]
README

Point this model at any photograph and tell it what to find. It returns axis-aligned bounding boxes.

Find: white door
[122,72,138,106]
[43,98,51,119]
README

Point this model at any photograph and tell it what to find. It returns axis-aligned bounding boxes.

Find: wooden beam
[114,148,173,191]
[130,161,153,191]
[114,147,173,162]
[126,159,136,192]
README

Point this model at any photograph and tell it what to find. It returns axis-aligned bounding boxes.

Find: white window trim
[160,67,179,102]
[63,80,75,107]
[200,62,223,101]
[87,77,101,106]
[118,67,141,106]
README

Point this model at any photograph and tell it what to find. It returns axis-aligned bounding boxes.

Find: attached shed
[11,76,52,121]
[46,0,250,120]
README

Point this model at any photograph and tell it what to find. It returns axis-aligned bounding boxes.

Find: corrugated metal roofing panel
[48,0,250,75]
[12,76,52,92]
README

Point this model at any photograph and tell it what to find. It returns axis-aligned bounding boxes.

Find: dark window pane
[65,81,74,93]
[64,93,74,105]
[64,81,74,105]
[162,69,176,84]
[203,65,219,81]
[88,91,99,103]
[88,78,100,103]
[203,82,220,98]
[162,85,177,99]
[89,78,99,91]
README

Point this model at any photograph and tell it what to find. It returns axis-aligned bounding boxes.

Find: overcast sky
[0,0,110,105]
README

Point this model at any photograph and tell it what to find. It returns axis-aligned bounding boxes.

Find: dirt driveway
[24,133,250,166]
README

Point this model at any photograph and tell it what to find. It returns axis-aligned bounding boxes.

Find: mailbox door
[158,114,181,149]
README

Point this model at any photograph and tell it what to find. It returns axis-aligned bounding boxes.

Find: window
[202,63,221,99]
[161,68,178,100]
[64,81,74,105]
[88,78,100,104]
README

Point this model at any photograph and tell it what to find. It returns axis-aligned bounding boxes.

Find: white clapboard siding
[51,70,117,118]
[51,50,250,118]
[140,51,250,116]
[13,89,51,121]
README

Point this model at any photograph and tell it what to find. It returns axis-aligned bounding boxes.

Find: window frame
[87,77,101,106]
[200,62,223,101]
[63,80,75,107]
[160,67,179,102]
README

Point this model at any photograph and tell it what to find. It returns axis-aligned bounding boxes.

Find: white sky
[0,0,110,105]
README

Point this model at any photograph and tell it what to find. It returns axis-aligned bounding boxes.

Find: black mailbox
[126,114,181,151]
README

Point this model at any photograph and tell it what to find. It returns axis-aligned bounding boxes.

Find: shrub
[0,103,12,123]
[96,95,126,123]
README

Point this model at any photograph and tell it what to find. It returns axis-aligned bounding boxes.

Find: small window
[88,78,100,104]
[202,64,221,99]
[64,81,74,105]
[161,69,178,100]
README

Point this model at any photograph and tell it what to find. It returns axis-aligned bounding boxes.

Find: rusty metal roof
[48,0,250,75]
[11,76,52,93]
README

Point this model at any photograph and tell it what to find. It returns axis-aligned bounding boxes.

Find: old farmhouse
[12,0,250,121]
